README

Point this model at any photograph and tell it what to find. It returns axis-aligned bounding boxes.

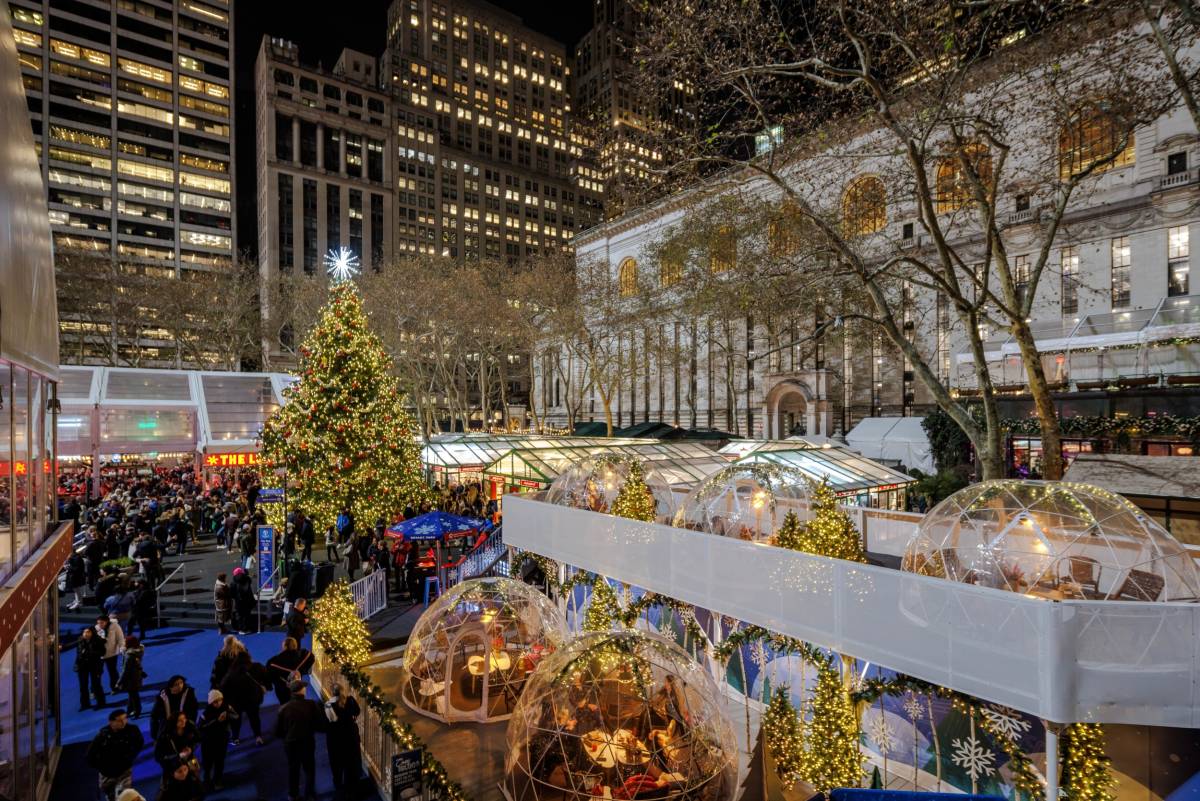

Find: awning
[1064,454,1200,500]
[846,417,934,474]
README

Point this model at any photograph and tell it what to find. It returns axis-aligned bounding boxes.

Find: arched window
[1059,101,1135,179]
[617,257,638,297]
[768,200,802,255]
[841,175,887,236]
[660,256,682,288]
[710,225,736,273]
[935,143,992,214]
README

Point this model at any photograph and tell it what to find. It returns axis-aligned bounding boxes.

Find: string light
[763,685,806,785]
[1062,723,1116,801]
[777,479,866,563]
[312,580,370,666]
[610,459,657,522]
[804,657,864,793]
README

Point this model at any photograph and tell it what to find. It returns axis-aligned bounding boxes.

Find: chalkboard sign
[391,748,423,801]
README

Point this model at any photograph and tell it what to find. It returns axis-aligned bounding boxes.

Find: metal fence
[454,525,506,583]
[349,568,388,620]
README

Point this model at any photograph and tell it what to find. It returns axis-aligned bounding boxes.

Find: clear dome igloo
[546,453,676,522]
[673,462,811,541]
[401,576,565,723]
[505,629,737,801]
[902,480,1200,601]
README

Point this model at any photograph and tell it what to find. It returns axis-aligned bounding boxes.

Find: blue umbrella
[386,510,485,541]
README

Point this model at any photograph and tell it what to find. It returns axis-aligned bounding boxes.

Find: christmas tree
[312,579,371,665]
[803,658,863,794]
[611,460,657,522]
[763,685,806,786]
[793,480,866,563]
[260,282,428,532]
[583,576,622,632]
[771,511,805,550]
[1061,723,1116,801]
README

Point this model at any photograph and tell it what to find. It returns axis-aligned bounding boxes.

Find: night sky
[232,0,595,257]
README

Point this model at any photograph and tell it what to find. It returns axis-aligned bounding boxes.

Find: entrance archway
[765,380,817,439]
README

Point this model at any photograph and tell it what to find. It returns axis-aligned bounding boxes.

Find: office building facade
[9,0,236,366]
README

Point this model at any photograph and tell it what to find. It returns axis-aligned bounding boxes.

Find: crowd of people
[85,632,363,801]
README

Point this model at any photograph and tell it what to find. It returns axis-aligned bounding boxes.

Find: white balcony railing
[504,494,1200,728]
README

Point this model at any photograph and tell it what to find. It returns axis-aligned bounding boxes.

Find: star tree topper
[324,246,360,283]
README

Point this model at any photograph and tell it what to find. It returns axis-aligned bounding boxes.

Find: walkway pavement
[51,625,370,801]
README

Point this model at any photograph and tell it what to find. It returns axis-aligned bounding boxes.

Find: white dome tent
[401,576,566,723]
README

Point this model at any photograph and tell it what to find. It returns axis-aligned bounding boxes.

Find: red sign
[517,479,542,489]
[0,521,73,655]
[205,452,260,467]
[0,461,52,477]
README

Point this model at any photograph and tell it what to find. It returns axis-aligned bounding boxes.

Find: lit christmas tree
[312,579,371,665]
[763,685,806,786]
[803,658,863,794]
[611,460,657,522]
[582,576,622,632]
[1061,723,1116,801]
[771,510,805,550]
[793,480,866,563]
[260,282,428,531]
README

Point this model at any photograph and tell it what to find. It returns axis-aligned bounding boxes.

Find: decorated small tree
[260,282,428,531]
[793,480,866,563]
[582,576,622,632]
[611,460,657,522]
[1061,723,1116,801]
[803,657,863,794]
[770,511,805,550]
[763,685,806,786]
[312,579,370,666]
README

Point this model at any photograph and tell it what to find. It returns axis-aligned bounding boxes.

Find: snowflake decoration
[324,246,360,282]
[677,605,696,627]
[902,693,924,722]
[866,712,897,756]
[951,734,996,781]
[413,523,438,538]
[749,640,769,669]
[982,704,1031,741]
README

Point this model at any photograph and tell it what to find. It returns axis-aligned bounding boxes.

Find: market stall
[733,446,914,509]
[386,510,491,589]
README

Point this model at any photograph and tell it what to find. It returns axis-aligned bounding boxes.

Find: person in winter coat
[213,573,231,634]
[76,625,107,710]
[150,675,198,741]
[323,683,362,798]
[65,550,87,610]
[131,578,157,639]
[157,757,203,801]
[274,681,326,801]
[117,635,146,717]
[220,652,265,745]
[153,711,199,782]
[197,690,233,790]
[209,635,246,689]
[86,710,145,801]
[96,615,126,693]
[230,567,255,634]
[284,597,309,643]
[267,637,313,704]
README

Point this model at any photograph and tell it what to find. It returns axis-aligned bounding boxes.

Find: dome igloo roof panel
[401,577,566,723]
[505,629,737,801]
[545,452,676,522]
[902,480,1200,601]
[673,461,812,542]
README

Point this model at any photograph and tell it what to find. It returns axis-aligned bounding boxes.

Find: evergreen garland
[1061,723,1116,801]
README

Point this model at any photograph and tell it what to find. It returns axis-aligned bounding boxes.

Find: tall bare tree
[635,0,1177,478]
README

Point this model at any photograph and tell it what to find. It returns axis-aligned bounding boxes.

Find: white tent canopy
[846,416,933,473]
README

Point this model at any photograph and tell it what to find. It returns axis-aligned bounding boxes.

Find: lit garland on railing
[312,580,466,801]
[1003,413,1200,440]
[854,675,1044,801]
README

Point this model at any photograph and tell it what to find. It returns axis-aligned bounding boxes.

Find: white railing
[454,526,505,583]
[504,494,1200,728]
[154,562,186,623]
[350,568,389,620]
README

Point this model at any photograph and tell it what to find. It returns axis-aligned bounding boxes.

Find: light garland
[1062,723,1116,801]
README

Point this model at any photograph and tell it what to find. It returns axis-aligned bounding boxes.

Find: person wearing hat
[274,680,326,801]
[197,689,234,790]
[230,567,255,635]
[116,789,146,801]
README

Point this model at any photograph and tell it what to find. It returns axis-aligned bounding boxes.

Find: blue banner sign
[257,525,275,592]
[258,488,285,504]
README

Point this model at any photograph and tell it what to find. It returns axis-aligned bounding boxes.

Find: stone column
[291,117,300,165]
[316,122,324,170]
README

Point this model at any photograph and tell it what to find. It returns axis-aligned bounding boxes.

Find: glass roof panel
[202,374,279,444]
[735,447,913,492]
[103,369,193,402]
[58,367,96,401]
[1074,308,1155,337]
[1150,294,1200,327]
